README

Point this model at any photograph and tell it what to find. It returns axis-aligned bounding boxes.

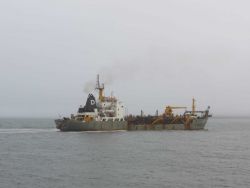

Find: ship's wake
[0,128,57,134]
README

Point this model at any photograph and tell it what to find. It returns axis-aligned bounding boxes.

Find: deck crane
[164,106,187,117]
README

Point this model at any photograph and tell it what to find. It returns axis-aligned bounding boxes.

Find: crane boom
[167,106,187,109]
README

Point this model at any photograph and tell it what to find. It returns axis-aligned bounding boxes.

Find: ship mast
[95,74,104,102]
[192,98,196,115]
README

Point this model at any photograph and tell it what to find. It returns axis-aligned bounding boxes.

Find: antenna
[95,74,104,90]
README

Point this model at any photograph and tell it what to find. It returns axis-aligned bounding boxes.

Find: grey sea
[0,118,250,188]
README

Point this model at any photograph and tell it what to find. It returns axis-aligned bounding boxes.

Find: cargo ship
[55,75,210,131]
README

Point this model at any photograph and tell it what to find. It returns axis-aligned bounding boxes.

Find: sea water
[0,117,250,188]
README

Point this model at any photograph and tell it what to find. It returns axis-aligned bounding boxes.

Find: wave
[0,118,55,129]
[0,128,57,134]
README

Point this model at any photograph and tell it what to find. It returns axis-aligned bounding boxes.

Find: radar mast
[95,74,104,102]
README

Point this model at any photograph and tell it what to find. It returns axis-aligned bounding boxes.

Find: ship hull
[55,119,128,131]
[55,117,208,131]
[128,118,207,130]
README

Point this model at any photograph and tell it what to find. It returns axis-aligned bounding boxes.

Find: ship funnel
[78,94,97,113]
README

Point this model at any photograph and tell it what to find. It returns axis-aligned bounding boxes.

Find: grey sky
[1,0,250,117]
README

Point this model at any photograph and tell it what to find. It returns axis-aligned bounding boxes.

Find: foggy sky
[1,0,250,117]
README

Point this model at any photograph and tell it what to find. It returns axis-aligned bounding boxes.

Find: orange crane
[164,106,187,117]
[151,106,187,125]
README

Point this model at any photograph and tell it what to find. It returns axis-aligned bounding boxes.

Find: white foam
[0,128,57,134]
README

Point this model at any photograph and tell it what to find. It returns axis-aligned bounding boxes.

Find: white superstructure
[74,75,126,122]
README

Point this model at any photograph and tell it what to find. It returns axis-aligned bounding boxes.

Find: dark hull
[55,119,128,131]
[55,117,208,131]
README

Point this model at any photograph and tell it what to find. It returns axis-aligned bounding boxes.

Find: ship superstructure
[74,75,125,122]
[94,74,125,121]
[55,75,127,131]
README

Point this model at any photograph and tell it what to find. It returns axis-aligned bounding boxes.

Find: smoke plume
[83,80,96,93]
